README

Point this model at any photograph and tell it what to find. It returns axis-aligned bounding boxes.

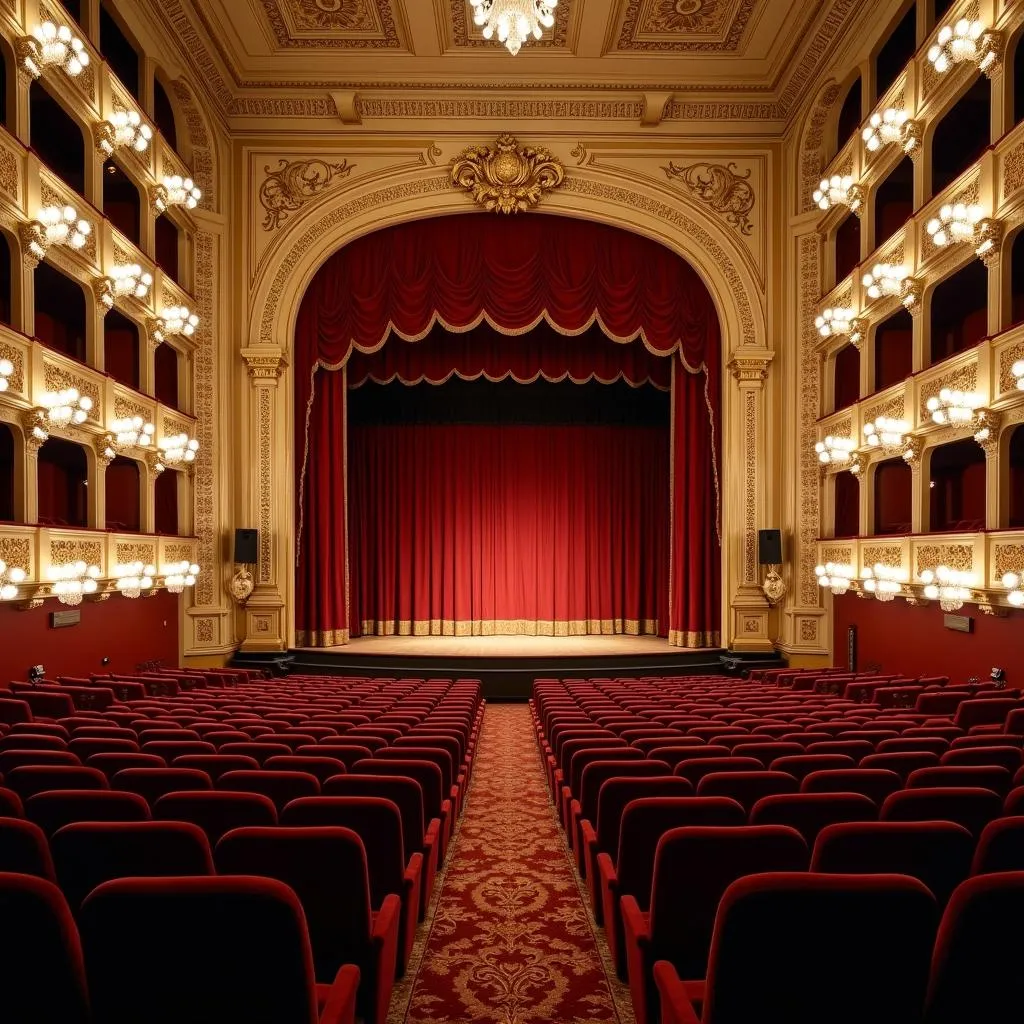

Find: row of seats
[0,673,482,1024]
[533,674,1024,1024]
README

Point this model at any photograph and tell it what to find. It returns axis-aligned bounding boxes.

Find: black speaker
[234,529,258,565]
[758,529,782,565]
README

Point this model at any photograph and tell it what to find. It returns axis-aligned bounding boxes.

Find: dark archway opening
[34,263,86,363]
[931,77,991,197]
[100,3,140,99]
[38,438,88,527]
[1014,36,1024,128]
[835,471,860,538]
[835,213,861,283]
[873,156,914,248]
[155,215,180,281]
[104,309,140,390]
[929,439,986,532]
[102,160,141,245]
[154,342,180,409]
[29,82,85,197]
[155,470,179,535]
[836,77,862,151]
[153,77,177,151]
[932,0,957,24]
[0,422,13,521]
[0,229,12,327]
[61,0,82,24]
[1010,229,1024,327]
[105,456,141,532]
[874,458,913,535]
[1010,426,1024,529]
[875,5,917,99]
[929,261,988,365]
[874,308,914,392]
[833,342,861,411]
[0,38,9,129]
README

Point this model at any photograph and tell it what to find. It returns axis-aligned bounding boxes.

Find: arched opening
[1010,426,1024,528]
[875,4,917,100]
[154,342,180,408]
[29,82,86,197]
[103,309,140,390]
[832,342,861,411]
[834,471,860,538]
[0,38,10,129]
[873,156,914,248]
[102,160,141,246]
[105,456,141,532]
[61,0,82,25]
[928,439,986,532]
[874,457,912,535]
[0,229,13,327]
[835,77,862,151]
[930,77,991,197]
[834,212,861,283]
[0,422,14,521]
[873,307,913,392]
[1014,34,1024,128]
[931,0,956,26]
[1010,228,1024,327]
[154,470,179,535]
[34,263,86,363]
[155,214,180,281]
[100,2,140,99]
[37,438,88,528]
[153,76,178,151]
[929,261,988,365]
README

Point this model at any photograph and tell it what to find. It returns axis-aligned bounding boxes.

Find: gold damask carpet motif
[389,704,632,1023]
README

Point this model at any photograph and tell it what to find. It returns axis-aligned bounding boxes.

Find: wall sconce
[21,206,92,265]
[0,559,27,601]
[812,176,863,213]
[151,175,202,213]
[161,561,199,594]
[1003,573,1024,608]
[158,433,199,467]
[926,388,981,426]
[109,417,154,451]
[0,357,13,392]
[1012,360,1024,392]
[920,566,975,612]
[864,417,908,450]
[816,562,854,595]
[862,563,904,602]
[815,306,856,338]
[160,306,199,338]
[927,19,1001,76]
[17,22,89,79]
[862,263,908,300]
[41,388,92,428]
[94,109,152,156]
[902,435,921,464]
[901,276,922,312]
[109,264,153,300]
[974,218,1003,266]
[114,562,155,599]
[815,435,856,466]
[48,561,101,606]
[861,109,920,156]
[926,202,984,248]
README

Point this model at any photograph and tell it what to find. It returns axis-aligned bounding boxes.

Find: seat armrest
[620,895,651,950]
[371,893,402,949]
[653,961,702,1024]
[319,964,360,1024]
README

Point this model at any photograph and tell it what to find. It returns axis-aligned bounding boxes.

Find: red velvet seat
[141,739,217,761]
[768,753,856,780]
[0,749,82,774]
[51,820,214,910]
[623,825,809,1024]
[0,871,91,1024]
[298,744,376,769]
[86,752,166,778]
[6,765,109,799]
[11,721,70,738]
[924,871,1024,1024]
[729,741,804,764]
[218,768,321,810]
[800,768,903,804]
[0,733,68,752]
[67,737,139,760]
[805,739,874,760]
[653,873,936,1024]
[971,816,1024,874]
[645,745,729,770]
[375,745,463,817]
[695,770,799,810]
[216,826,399,1024]
[881,787,1003,836]
[906,764,1013,796]
[171,752,261,780]
[940,745,1023,772]
[80,875,360,1024]
[748,792,876,844]
[954,698,1021,732]
[154,789,278,843]
[673,756,764,788]
[861,750,941,778]
[217,741,294,764]
[281,795,422,976]
[112,767,213,805]
[0,785,24,817]
[812,820,974,907]
[0,816,57,879]
[266,754,349,784]
[26,790,150,835]
[0,697,33,725]
[876,737,949,756]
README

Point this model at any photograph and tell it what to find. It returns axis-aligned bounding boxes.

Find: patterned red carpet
[389,704,633,1024]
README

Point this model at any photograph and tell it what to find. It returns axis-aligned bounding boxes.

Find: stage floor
[300,634,704,658]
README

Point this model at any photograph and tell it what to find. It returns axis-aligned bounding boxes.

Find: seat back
[154,790,278,843]
[322,773,427,855]
[800,768,903,804]
[217,770,320,811]
[297,744,375,768]
[51,820,214,910]
[25,790,150,835]
[768,754,856,780]
[861,750,941,779]
[880,787,1003,836]
[86,752,166,778]
[594,776,692,858]
[112,767,213,805]
[749,792,876,844]
[80,876,321,1024]
[970,816,1024,875]
[578,759,669,825]
[352,758,444,822]
[171,754,261,780]
[6,765,109,799]
[940,745,1023,772]
[645,744,729,769]
[907,764,1013,796]
[696,770,799,810]
[264,755,349,784]
[0,816,56,879]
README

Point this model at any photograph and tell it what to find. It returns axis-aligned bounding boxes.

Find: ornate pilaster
[974,411,1003,530]
[239,347,289,651]
[726,350,777,652]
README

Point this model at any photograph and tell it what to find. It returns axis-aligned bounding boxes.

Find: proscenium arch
[248,166,767,648]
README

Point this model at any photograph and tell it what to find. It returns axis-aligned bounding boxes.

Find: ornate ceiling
[141,0,894,129]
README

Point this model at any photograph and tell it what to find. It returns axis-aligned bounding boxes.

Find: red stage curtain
[295,214,721,649]
[348,422,668,637]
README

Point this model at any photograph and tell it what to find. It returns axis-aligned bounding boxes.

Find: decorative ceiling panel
[447,0,571,49]
[259,0,402,48]
[616,0,757,52]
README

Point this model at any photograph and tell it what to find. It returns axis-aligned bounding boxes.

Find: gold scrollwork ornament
[450,134,565,214]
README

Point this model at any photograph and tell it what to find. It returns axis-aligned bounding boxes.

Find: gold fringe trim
[295,627,350,647]
[359,618,661,638]
[348,366,670,391]
[668,629,721,649]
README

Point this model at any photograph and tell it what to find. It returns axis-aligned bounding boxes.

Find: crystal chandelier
[815,306,856,338]
[110,416,155,450]
[0,356,13,393]
[862,563,904,602]
[861,108,909,152]
[153,175,202,213]
[159,433,200,466]
[48,561,101,606]
[815,562,854,596]
[927,19,999,75]
[469,0,557,56]
[1003,573,1024,609]
[96,109,152,156]
[0,558,26,601]
[109,263,153,300]
[114,561,155,599]
[862,263,908,300]
[18,21,89,79]
[42,388,92,428]
[160,306,199,338]
[926,202,984,248]
[926,388,981,426]
[812,175,862,213]
[920,566,975,612]
[864,417,908,450]
[1013,360,1024,392]
[815,435,856,466]
[161,560,200,594]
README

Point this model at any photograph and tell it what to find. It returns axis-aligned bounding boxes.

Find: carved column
[726,351,776,652]
[975,413,1003,530]
[240,347,289,651]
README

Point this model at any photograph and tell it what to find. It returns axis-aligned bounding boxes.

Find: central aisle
[389,703,633,1023]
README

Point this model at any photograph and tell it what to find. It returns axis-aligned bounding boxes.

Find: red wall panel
[832,592,1024,684]
[0,590,179,685]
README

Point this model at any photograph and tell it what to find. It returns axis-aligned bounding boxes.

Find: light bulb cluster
[160,306,199,338]
[926,202,984,248]
[862,263,908,300]
[920,566,976,612]
[114,561,155,599]
[864,417,908,449]
[1003,572,1024,609]
[159,433,200,466]
[154,175,202,212]
[161,561,200,594]
[48,561,101,607]
[110,263,153,300]
[812,175,862,213]
[469,0,558,56]
[19,21,89,79]
[926,388,981,426]
[927,19,998,75]
[1013,360,1024,392]
[41,388,92,428]
[815,435,857,466]
[0,559,27,601]
[97,109,152,156]
[815,562,855,595]
[862,563,905,602]
[815,307,855,338]
[0,357,13,393]
[110,417,154,450]
[861,108,909,152]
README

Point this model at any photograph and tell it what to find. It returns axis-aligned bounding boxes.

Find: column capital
[241,347,289,382]
[727,349,774,385]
